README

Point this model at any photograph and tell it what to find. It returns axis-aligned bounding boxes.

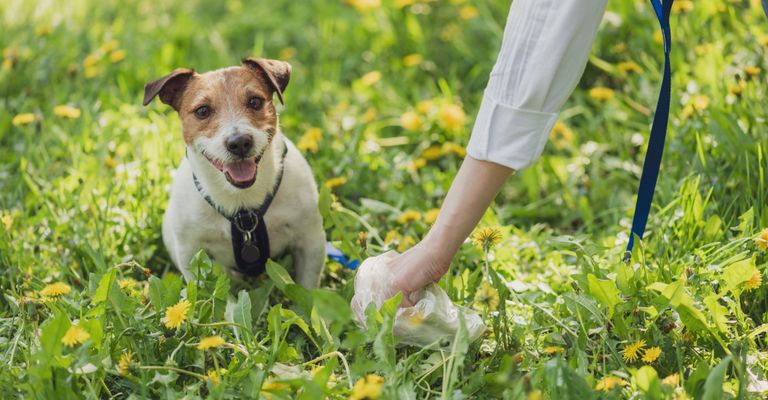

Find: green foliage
[1,0,768,398]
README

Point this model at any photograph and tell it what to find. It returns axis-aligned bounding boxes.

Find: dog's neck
[187,134,285,217]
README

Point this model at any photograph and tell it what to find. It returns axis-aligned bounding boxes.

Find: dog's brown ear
[143,68,195,110]
[241,57,291,105]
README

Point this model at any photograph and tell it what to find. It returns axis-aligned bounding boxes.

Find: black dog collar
[191,141,288,277]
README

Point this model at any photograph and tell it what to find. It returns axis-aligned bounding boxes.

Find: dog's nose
[225,134,254,157]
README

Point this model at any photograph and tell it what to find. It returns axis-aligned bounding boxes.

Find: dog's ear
[241,57,291,105]
[143,68,195,111]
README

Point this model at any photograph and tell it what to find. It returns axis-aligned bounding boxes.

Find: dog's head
[143,57,291,189]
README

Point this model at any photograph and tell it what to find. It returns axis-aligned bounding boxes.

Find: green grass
[1,0,767,398]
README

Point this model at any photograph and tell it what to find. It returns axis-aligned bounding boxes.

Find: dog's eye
[194,105,211,119]
[248,96,264,110]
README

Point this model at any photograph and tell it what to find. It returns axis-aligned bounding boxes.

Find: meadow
[1,0,768,398]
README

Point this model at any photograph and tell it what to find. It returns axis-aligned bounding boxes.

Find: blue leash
[623,0,674,262]
[326,242,360,270]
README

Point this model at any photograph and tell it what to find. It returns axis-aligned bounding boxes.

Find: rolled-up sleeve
[467,0,608,170]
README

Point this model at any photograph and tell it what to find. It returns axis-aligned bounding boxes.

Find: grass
[1,0,767,398]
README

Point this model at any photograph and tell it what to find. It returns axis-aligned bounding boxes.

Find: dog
[143,57,325,288]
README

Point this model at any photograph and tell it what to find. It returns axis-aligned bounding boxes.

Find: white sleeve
[467,0,608,170]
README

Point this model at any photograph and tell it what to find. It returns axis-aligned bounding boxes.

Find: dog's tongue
[223,160,257,183]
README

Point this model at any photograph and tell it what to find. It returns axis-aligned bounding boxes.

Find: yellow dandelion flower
[206,370,220,385]
[421,145,443,160]
[397,235,416,252]
[400,111,422,131]
[84,66,99,78]
[197,335,226,350]
[672,1,693,13]
[2,213,13,230]
[279,47,297,60]
[361,107,378,123]
[406,158,427,172]
[325,176,348,189]
[459,5,478,20]
[662,373,680,386]
[617,61,642,74]
[653,30,664,45]
[83,53,101,68]
[642,346,662,363]
[403,53,422,67]
[595,376,628,391]
[118,278,137,290]
[730,81,746,96]
[759,35,768,47]
[109,49,126,63]
[423,208,440,224]
[416,99,434,114]
[550,121,574,149]
[622,339,646,362]
[100,40,119,54]
[118,351,133,376]
[40,282,72,297]
[397,210,421,224]
[527,389,543,400]
[62,325,90,347]
[589,87,615,101]
[163,299,191,330]
[384,230,402,244]
[692,95,709,111]
[104,156,118,169]
[12,113,37,126]
[297,127,322,153]
[744,66,761,77]
[438,103,466,130]
[472,226,503,249]
[442,142,466,157]
[744,270,762,291]
[346,0,381,12]
[474,281,500,311]
[350,374,385,400]
[360,70,382,86]
[543,346,564,354]
[53,105,81,119]
[756,229,768,251]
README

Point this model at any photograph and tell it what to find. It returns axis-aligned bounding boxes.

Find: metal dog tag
[241,242,261,263]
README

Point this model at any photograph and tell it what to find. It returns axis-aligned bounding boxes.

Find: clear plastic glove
[350,251,486,348]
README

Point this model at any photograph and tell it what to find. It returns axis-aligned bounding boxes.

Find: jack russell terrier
[143,57,325,287]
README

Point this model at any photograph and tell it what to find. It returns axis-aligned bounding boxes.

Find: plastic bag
[350,251,486,348]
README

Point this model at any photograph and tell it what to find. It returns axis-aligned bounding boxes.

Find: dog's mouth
[203,153,261,189]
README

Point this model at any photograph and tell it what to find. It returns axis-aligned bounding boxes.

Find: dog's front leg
[291,222,326,288]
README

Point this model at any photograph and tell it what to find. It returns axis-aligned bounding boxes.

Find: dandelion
[744,270,762,291]
[662,373,680,386]
[104,156,118,169]
[459,5,478,20]
[109,49,126,63]
[163,299,191,330]
[406,158,427,172]
[744,66,760,77]
[397,235,416,252]
[84,66,99,78]
[325,176,348,189]
[472,226,503,249]
[62,325,90,347]
[474,281,500,311]
[384,230,402,244]
[423,208,440,224]
[361,107,377,123]
[206,370,220,385]
[672,1,693,13]
[550,121,574,149]
[1,213,12,230]
[297,127,322,153]
[197,335,226,350]
[416,99,434,114]
[527,390,543,400]
[622,339,646,362]
[100,40,119,53]
[692,95,709,111]
[83,53,101,68]
[40,282,72,297]
[421,145,443,160]
[759,35,768,47]
[360,70,382,86]
[543,346,564,354]
[438,103,466,130]
[402,53,422,67]
[400,111,422,131]
[397,210,421,224]
[642,346,662,363]
[617,61,642,74]
[346,0,381,12]
[12,113,37,126]
[653,30,664,45]
[589,87,614,101]
[118,351,133,376]
[442,142,466,157]
[730,81,746,96]
[118,278,137,290]
[756,229,768,251]
[53,105,81,119]
[595,376,628,391]
[349,374,384,400]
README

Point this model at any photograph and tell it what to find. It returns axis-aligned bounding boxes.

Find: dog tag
[241,242,261,263]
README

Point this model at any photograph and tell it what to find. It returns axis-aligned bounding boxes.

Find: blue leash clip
[623,0,674,263]
[325,242,360,270]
